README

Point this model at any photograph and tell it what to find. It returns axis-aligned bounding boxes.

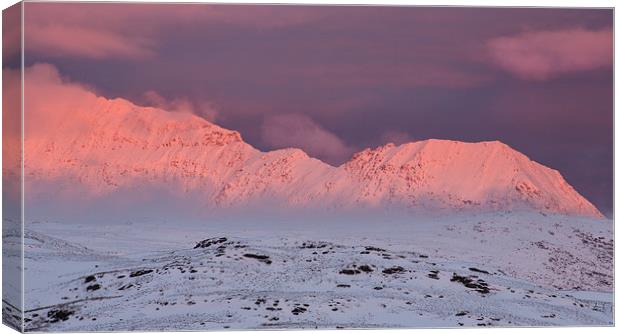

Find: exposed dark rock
[339,269,360,275]
[383,266,405,274]
[358,265,374,273]
[243,253,272,264]
[365,246,386,252]
[300,242,328,249]
[194,237,228,249]
[291,306,307,315]
[47,309,74,323]
[469,267,490,274]
[427,269,440,279]
[129,269,153,278]
[450,273,490,294]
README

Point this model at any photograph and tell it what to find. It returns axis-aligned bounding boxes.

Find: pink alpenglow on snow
[22,64,602,219]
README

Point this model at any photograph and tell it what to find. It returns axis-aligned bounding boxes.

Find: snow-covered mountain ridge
[24,94,603,218]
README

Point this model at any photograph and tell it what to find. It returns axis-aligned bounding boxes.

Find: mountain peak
[341,138,601,217]
[23,92,603,219]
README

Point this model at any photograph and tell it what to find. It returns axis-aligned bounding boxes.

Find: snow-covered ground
[7,212,614,330]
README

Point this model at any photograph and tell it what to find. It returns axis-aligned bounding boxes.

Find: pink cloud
[19,63,221,141]
[261,114,355,165]
[487,27,612,80]
[3,58,22,198]
[23,3,170,59]
[22,63,103,139]
[26,24,154,59]
[142,91,218,122]
[380,130,414,145]
[22,3,327,60]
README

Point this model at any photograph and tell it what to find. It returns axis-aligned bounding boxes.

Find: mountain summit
[23,89,602,218]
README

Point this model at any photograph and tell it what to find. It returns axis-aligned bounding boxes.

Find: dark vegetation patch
[243,253,272,264]
[86,284,101,292]
[83,275,96,284]
[533,241,549,250]
[194,237,228,249]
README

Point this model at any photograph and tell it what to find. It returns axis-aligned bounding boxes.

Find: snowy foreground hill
[3,211,613,330]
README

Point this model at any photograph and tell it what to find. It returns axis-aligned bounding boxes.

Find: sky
[10,3,613,215]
